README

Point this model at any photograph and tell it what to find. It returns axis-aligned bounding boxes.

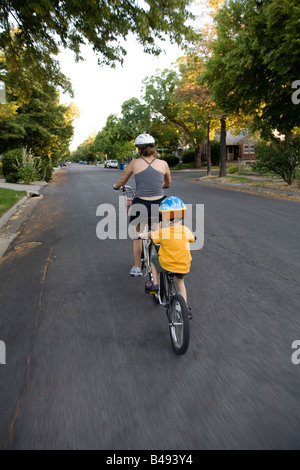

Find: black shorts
[129,196,166,226]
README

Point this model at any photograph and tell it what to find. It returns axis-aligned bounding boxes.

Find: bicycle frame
[158,271,178,308]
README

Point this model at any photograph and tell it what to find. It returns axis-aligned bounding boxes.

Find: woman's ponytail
[141,146,158,158]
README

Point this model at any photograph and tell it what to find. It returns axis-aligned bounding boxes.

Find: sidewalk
[0,179,46,247]
[0,178,46,196]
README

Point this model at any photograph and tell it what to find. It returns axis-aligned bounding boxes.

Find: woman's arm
[113,160,134,189]
[163,161,171,188]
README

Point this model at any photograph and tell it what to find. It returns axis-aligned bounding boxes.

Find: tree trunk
[219,117,227,177]
[207,121,211,176]
[195,146,202,168]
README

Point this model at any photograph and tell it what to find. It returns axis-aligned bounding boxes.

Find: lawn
[201,174,300,193]
[0,188,27,216]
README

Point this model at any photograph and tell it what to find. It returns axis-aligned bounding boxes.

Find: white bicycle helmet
[134,132,155,149]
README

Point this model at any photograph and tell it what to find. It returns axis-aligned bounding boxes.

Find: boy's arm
[137,229,161,243]
[137,231,152,239]
[185,226,196,243]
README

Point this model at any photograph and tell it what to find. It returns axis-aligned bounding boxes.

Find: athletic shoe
[145,281,159,294]
[130,266,142,277]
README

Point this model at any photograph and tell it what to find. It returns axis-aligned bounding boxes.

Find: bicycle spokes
[169,295,189,355]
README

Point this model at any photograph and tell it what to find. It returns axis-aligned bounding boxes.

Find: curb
[0,195,29,230]
[197,179,300,199]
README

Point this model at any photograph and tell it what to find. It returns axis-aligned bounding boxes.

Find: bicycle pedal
[145,282,152,294]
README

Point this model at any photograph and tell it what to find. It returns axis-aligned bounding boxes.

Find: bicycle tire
[140,240,147,274]
[149,242,159,303]
[169,294,190,355]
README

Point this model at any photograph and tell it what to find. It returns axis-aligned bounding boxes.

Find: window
[243,144,249,154]
[250,144,255,154]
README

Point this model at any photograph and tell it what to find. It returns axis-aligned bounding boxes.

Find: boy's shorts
[151,253,186,280]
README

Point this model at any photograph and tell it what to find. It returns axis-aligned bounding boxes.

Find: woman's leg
[132,222,145,267]
[133,239,142,267]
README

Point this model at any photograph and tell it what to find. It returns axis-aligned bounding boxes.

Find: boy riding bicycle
[139,196,196,315]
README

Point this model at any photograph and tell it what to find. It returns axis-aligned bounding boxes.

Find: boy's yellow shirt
[152,225,195,274]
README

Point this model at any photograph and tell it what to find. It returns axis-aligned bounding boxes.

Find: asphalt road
[0,164,299,450]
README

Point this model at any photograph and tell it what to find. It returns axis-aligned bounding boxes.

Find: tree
[0,84,77,162]
[203,0,300,137]
[143,55,221,168]
[0,1,195,68]
[119,98,151,142]
[0,27,72,105]
[93,113,136,161]
[0,35,79,163]
[175,53,218,168]
[219,116,226,176]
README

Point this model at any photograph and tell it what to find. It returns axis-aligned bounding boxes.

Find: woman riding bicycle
[113,132,171,276]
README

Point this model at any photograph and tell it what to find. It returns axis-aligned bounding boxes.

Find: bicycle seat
[166,272,178,277]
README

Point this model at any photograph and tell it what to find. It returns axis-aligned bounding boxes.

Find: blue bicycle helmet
[159,196,186,220]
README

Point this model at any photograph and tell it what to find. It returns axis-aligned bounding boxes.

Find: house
[214,129,257,162]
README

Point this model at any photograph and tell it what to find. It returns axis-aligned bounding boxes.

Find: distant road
[0,164,299,450]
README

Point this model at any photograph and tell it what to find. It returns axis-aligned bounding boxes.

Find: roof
[214,129,250,145]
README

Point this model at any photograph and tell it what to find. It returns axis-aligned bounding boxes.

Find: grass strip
[0,188,27,216]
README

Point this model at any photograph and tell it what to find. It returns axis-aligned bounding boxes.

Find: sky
[58,36,185,152]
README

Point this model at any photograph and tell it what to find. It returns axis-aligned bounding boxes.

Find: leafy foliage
[15,149,39,184]
[253,136,300,185]
[1,148,22,179]
[181,149,195,164]
[162,154,180,167]
[0,0,195,69]
[0,39,78,166]
[203,0,300,136]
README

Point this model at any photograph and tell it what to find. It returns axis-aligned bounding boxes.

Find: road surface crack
[3,246,54,450]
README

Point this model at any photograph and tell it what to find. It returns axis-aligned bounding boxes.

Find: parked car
[105,160,118,169]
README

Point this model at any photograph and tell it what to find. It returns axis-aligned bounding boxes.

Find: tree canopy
[203,0,300,136]
[0,38,79,163]
[0,0,195,67]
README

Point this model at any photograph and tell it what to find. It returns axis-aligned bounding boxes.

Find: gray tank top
[135,158,165,198]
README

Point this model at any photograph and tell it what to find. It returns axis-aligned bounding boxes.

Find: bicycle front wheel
[140,240,147,275]
[169,295,190,355]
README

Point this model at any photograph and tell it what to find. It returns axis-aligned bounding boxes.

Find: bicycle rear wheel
[169,295,190,355]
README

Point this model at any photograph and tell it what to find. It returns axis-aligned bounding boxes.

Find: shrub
[253,135,300,185]
[38,158,53,182]
[228,165,238,174]
[15,148,39,184]
[181,149,195,164]
[2,148,23,179]
[163,154,180,167]
[5,172,20,183]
